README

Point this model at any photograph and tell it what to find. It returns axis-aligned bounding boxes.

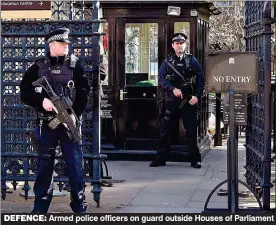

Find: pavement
[1,137,275,213]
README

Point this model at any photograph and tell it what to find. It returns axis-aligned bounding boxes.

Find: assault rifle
[165,59,196,108]
[32,76,81,142]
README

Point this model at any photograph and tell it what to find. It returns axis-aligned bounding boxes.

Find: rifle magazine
[48,118,61,129]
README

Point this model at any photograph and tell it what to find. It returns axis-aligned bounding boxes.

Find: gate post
[244,0,274,212]
[91,0,103,207]
[262,1,274,211]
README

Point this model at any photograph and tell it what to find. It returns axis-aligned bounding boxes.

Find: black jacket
[20,53,90,117]
[159,53,205,101]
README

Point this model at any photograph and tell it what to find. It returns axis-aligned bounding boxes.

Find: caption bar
[2,214,275,224]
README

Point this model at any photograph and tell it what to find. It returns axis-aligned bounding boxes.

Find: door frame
[114,17,197,149]
[115,18,166,149]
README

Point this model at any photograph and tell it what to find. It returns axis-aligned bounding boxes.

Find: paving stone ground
[1,137,275,213]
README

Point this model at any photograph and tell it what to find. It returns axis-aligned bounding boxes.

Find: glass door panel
[174,22,190,53]
[125,23,158,86]
[123,22,159,149]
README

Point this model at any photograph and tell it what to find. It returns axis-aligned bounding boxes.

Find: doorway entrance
[116,18,192,150]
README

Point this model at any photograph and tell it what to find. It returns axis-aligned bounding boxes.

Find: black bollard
[214,93,222,146]
[273,87,276,200]
[235,125,239,142]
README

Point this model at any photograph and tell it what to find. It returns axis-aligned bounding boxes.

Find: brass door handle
[120,89,127,100]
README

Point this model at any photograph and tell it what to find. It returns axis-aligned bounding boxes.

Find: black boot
[149,158,166,167]
[149,160,166,167]
[191,162,201,169]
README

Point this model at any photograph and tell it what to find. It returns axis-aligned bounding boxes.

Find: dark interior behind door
[121,21,162,149]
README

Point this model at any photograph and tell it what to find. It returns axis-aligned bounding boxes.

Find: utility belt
[36,113,63,137]
[36,113,55,126]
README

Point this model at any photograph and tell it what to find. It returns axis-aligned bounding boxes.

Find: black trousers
[157,100,201,163]
[32,125,86,213]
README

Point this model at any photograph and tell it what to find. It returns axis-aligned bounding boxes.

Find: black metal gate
[244,0,275,211]
[1,1,106,206]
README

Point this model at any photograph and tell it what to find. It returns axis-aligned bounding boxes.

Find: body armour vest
[166,53,196,96]
[35,55,77,101]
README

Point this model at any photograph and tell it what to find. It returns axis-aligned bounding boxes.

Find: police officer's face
[172,41,186,55]
[49,41,69,56]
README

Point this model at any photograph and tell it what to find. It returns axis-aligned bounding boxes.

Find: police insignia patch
[52,69,61,74]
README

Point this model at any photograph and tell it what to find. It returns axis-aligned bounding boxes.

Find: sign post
[1,1,51,19]
[203,52,263,213]
[223,93,247,126]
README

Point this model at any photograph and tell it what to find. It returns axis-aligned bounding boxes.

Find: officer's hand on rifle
[69,114,76,127]
[62,114,76,130]
[42,98,58,113]
[173,88,183,99]
[189,96,198,105]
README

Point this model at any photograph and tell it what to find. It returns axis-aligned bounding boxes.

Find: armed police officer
[20,28,90,213]
[149,33,204,169]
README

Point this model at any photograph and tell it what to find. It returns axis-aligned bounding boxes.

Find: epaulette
[35,57,49,68]
[184,52,192,56]
[35,56,47,64]
[184,53,192,69]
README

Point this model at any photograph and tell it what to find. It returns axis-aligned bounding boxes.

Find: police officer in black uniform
[149,33,205,168]
[20,28,90,213]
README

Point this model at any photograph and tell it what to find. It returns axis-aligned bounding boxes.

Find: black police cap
[171,33,188,42]
[45,28,71,43]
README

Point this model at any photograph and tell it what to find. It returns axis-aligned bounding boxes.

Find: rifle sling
[164,58,188,86]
